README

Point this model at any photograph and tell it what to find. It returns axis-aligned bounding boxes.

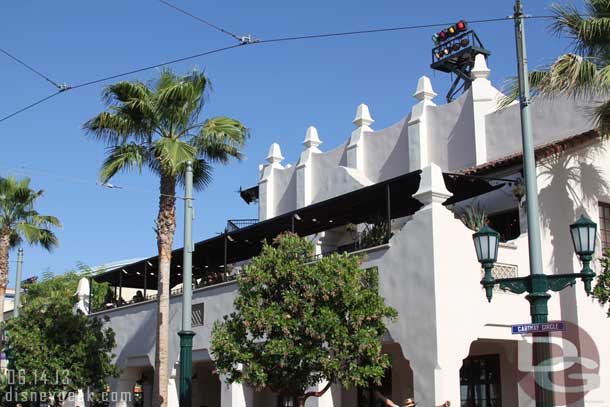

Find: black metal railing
[227,218,258,231]
[91,221,392,313]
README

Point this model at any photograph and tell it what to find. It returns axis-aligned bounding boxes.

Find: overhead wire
[159,0,244,42]
[0,91,64,123]
[0,14,558,124]
[0,47,65,89]
[0,165,189,199]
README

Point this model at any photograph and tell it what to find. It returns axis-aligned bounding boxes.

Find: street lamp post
[473,217,597,406]
[178,161,195,407]
[14,248,23,318]
[470,2,598,406]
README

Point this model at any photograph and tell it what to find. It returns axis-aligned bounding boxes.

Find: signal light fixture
[433,20,468,45]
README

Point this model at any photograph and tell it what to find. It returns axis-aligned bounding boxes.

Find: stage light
[460,38,470,47]
[435,51,442,59]
[456,20,467,31]
[452,43,460,51]
[432,33,440,44]
[443,47,450,55]
[439,30,447,41]
[448,26,456,36]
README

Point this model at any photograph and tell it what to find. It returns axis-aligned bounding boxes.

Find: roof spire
[266,142,284,165]
[303,126,322,151]
[471,54,491,80]
[414,76,437,102]
[353,103,374,128]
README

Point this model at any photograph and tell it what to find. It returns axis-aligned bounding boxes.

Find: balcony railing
[92,219,392,314]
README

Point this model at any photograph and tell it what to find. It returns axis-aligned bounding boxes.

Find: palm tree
[83,68,249,407]
[0,176,61,323]
[503,0,610,132]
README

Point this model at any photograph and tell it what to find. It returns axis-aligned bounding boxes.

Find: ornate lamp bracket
[498,277,529,294]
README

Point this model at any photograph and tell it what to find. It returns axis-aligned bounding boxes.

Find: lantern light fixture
[472,225,500,265]
[570,214,597,257]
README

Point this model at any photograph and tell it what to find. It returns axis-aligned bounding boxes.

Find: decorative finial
[266,142,284,164]
[303,126,322,151]
[353,103,374,128]
[413,76,437,102]
[471,54,490,80]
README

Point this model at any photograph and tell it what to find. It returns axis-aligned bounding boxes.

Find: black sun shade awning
[94,170,502,289]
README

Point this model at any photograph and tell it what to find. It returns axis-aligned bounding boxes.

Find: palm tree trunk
[152,174,176,407]
[0,227,11,327]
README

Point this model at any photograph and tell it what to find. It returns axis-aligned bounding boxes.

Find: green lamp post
[472,215,597,406]
[178,161,195,407]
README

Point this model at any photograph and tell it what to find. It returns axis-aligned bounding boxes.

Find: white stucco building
[91,55,610,407]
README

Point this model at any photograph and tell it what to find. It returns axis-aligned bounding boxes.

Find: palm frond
[551,2,610,60]
[9,229,23,248]
[83,111,142,146]
[155,69,209,131]
[593,99,610,135]
[176,159,213,191]
[32,214,62,228]
[100,143,150,182]
[103,81,151,105]
[14,222,59,251]
[498,70,551,108]
[153,137,197,175]
[193,117,249,163]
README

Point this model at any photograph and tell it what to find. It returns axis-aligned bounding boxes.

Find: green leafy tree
[502,0,610,132]
[211,233,397,407]
[83,68,248,407]
[0,176,61,325]
[593,249,610,316]
[3,269,120,406]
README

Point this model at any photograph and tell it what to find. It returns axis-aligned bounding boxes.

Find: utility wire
[0,47,66,89]
[159,0,244,42]
[0,14,557,124]
[69,44,243,90]
[0,165,189,199]
[0,91,64,123]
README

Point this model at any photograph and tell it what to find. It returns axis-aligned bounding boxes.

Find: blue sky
[0,0,573,283]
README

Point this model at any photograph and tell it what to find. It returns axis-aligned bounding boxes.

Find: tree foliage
[501,0,610,132]
[2,269,120,406]
[211,233,397,407]
[0,176,61,325]
[594,248,610,317]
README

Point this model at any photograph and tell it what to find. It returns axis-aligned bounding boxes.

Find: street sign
[511,321,566,335]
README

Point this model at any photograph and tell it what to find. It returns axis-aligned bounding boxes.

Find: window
[598,202,610,250]
[460,354,501,407]
[487,209,520,243]
[191,302,204,327]
[358,367,392,407]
